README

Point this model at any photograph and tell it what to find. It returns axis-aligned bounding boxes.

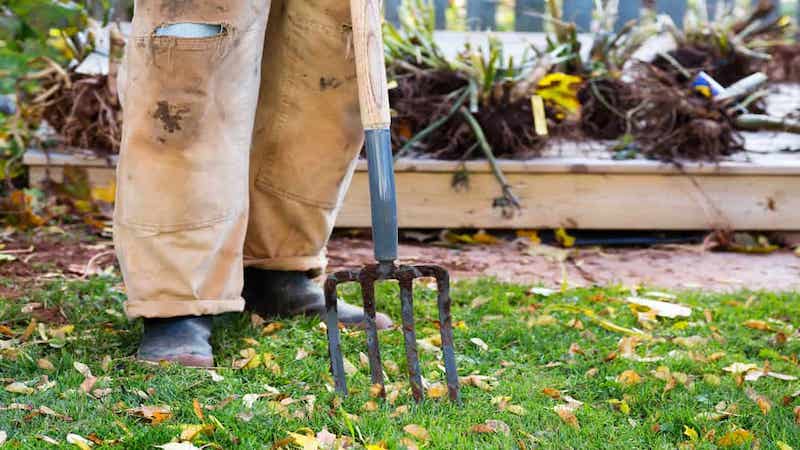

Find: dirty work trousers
[115,0,363,319]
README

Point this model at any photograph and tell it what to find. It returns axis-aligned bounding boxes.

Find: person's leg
[243,0,390,328]
[115,0,271,365]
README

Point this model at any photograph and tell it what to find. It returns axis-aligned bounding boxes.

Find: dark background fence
[386,0,796,32]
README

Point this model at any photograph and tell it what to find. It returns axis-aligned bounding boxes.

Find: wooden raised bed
[24,131,800,230]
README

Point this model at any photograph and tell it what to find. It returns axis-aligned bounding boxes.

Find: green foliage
[0,0,90,183]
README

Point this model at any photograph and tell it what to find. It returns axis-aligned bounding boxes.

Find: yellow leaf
[743,320,772,331]
[426,383,447,399]
[554,228,576,248]
[536,73,583,114]
[617,370,642,387]
[366,444,388,450]
[363,400,379,412]
[776,442,793,450]
[403,424,430,441]
[717,429,754,447]
[542,388,561,399]
[287,431,320,450]
[90,181,116,204]
[66,433,92,450]
[516,230,541,244]
[507,404,527,415]
[262,322,284,335]
[683,426,699,441]
[179,424,213,441]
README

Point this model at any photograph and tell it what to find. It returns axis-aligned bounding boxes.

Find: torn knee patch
[154,23,224,38]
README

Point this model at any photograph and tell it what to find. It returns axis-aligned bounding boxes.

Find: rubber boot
[242,268,393,329]
[137,316,214,367]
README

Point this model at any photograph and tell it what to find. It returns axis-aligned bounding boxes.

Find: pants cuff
[124,298,246,319]
[243,254,327,272]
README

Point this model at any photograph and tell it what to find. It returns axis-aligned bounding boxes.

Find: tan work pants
[115,0,363,319]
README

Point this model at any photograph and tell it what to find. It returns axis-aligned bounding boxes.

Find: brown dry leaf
[342,358,357,375]
[794,406,800,424]
[403,424,430,441]
[491,395,512,411]
[390,405,409,418]
[128,405,173,425]
[384,360,399,375]
[568,342,584,356]
[5,382,35,395]
[746,387,772,415]
[398,437,419,450]
[743,320,771,331]
[471,419,510,436]
[192,399,204,421]
[617,370,643,386]
[460,375,496,391]
[542,388,561,399]
[470,296,490,308]
[368,383,383,398]
[37,358,55,371]
[717,429,754,447]
[585,367,599,378]
[427,383,447,399]
[363,400,379,412]
[261,322,284,335]
[554,404,580,429]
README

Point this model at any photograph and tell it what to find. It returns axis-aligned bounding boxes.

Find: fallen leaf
[743,320,771,331]
[192,399,204,421]
[470,296,490,308]
[343,357,358,375]
[625,297,691,318]
[207,370,224,382]
[0,431,6,445]
[794,406,799,424]
[426,383,447,399]
[37,358,55,371]
[723,362,759,374]
[673,335,708,348]
[608,399,630,415]
[555,227,576,247]
[128,405,172,424]
[471,419,510,435]
[470,337,489,352]
[179,424,213,441]
[403,424,430,441]
[295,348,309,361]
[286,431,319,450]
[542,387,561,399]
[363,400,379,412]
[776,441,793,450]
[554,404,579,429]
[398,438,419,450]
[5,382,34,395]
[507,404,527,415]
[155,443,201,450]
[460,375,496,391]
[717,429,754,447]
[261,322,284,335]
[617,370,643,386]
[66,433,93,449]
[684,426,699,441]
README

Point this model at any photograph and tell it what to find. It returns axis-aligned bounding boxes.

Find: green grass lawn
[1,275,799,449]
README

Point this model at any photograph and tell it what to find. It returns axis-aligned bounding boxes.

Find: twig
[395,87,469,159]
[736,114,800,134]
[459,107,521,215]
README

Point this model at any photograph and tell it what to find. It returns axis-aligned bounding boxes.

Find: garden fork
[324,0,460,403]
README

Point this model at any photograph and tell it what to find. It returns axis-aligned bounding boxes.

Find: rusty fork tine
[419,266,461,402]
[325,275,348,396]
[399,272,423,402]
[360,275,385,396]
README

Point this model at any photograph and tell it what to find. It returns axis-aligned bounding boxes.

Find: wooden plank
[467,0,497,30]
[562,0,593,30]
[338,171,800,230]
[514,0,544,31]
